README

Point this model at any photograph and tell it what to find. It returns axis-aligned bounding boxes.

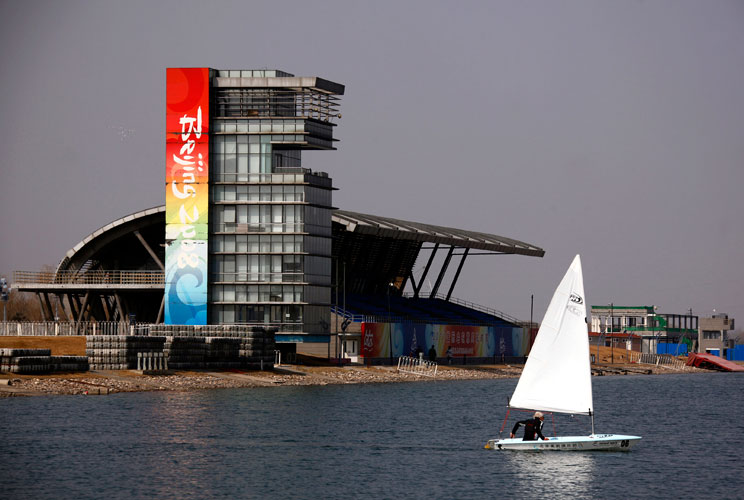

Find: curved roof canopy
[333,210,544,257]
[50,205,544,300]
[57,206,166,273]
[17,205,544,323]
[58,206,544,274]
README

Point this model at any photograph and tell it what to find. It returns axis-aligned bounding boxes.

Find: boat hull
[485,434,641,451]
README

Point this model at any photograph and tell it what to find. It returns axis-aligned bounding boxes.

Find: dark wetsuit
[511,417,545,441]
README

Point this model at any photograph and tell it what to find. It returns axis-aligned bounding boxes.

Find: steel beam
[156,295,165,324]
[114,292,126,322]
[134,230,164,270]
[407,271,418,296]
[36,293,48,321]
[55,294,70,321]
[66,294,79,321]
[430,246,455,298]
[73,292,90,335]
[446,247,469,301]
[414,243,439,298]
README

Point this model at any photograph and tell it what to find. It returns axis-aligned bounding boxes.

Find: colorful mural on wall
[361,322,532,359]
[165,68,210,325]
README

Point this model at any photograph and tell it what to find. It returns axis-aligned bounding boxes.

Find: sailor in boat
[510,412,549,441]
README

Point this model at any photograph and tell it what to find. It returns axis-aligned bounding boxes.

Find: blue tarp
[726,345,744,361]
[657,342,688,356]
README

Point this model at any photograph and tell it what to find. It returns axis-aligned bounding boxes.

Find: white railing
[629,351,688,370]
[402,292,523,325]
[0,321,136,336]
[397,355,438,377]
[0,321,283,337]
[14,270,163,285]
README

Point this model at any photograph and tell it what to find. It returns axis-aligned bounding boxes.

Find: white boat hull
[485,434,641,451]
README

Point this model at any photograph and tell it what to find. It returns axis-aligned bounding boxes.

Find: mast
[590,409,595,436]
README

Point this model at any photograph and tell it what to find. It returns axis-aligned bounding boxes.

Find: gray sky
[1,0,742,325]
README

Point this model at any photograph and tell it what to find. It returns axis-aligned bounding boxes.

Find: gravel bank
[0,363,697,397]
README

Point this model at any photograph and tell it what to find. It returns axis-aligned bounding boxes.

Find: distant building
[698,313,735,357]
[590,305,698,355]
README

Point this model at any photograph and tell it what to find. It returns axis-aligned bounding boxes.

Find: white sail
[509,254,593,415]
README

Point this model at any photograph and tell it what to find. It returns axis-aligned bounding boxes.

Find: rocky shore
[0,362,697,397]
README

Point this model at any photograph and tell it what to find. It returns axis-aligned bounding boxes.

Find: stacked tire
[50,356,89,372]
[124,336,166,368]
[164,336,206,369]
[240,327,276,370]
[86,335,128,370]
[1,348,88,374]
[86,335,166,370]
[205,337,241,369]
[0,349,51,374]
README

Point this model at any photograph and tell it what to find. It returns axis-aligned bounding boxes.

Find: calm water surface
[2,372,743,499]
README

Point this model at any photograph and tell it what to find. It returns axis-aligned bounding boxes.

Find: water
[2,372,743,499]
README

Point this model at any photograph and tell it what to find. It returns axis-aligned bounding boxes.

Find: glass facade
[206,71,340,337]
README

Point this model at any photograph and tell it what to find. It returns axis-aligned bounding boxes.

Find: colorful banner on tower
[360,322,532,359]
[165,67,210,325]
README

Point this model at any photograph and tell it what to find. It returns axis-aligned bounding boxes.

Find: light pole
[1,277,9,325]
[387,282,394,366]
[529,294,533,364]
[610,303,614,364]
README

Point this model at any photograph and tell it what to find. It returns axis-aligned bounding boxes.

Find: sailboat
[485,255,641,451]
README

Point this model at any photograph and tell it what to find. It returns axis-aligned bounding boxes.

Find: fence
[629,351,688,370]
[0,321,285,337]
[14,270,164,285]
[402,292,523,325]
[397,355,438,377]
[0,321,137,336]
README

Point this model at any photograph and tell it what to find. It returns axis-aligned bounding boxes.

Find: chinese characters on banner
[165,68,210,324]
[360,322,532,359]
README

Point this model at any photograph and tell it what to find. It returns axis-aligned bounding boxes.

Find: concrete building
[698,313,735,357]
[165,68,343,336]
[590,305,698,355]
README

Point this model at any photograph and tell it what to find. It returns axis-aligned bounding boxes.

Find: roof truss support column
[414,243,439,298]
[55,294,70,321]
[100,294,112,321]
[43,293,56,321]
[156,295,165,324]
[407,271,418,296]
[73,292,91,335]
[66,294,80,322]
[73,294,84,317]
[445,248,469,301]
[114,292,126,322]
[430,246,455,298]
[36,293,49,321]
[134,230,164,270]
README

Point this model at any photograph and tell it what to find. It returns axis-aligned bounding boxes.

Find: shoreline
[0,363,705,397]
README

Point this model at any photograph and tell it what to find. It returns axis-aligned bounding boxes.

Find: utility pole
[1,277,10,325]
[529,294,534,364]
[610,303,614,364]
[387,282,393,366]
